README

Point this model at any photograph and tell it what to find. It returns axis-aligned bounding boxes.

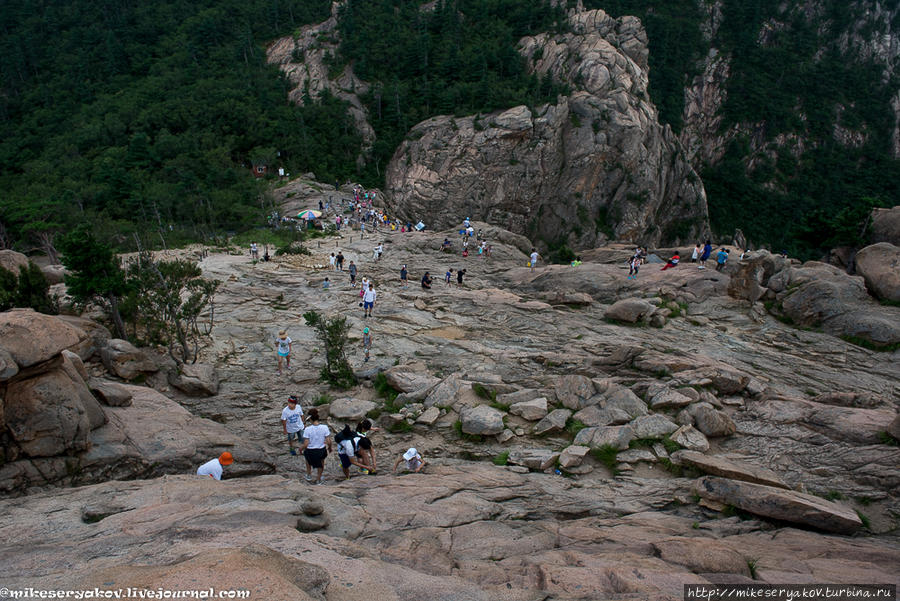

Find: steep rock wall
[385,9,710,248]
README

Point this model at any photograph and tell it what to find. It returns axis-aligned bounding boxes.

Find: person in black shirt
[456,269,466,288]
[421,272,433,289]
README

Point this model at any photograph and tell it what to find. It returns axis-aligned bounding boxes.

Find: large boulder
[88,380,133,407]
[727,250,789,302]
[60,351,106,431]
[508,397,548,421]
[0,309,87,369]
[668,425,709,452]
[869,205,900,245]
[382,363,441,394]
[460,405,505,436]
[168,363,219,396]
[328,398,376,422]
[691,404,736,438]
[100,339,159,380]
[0,249,29,275]
[57,316,111,361]
[854,243,900,302]
[553,375,596,410]
[778,262,900,347]
[4,368,93,458]
[646,385,694,409]
[424,375,464,408]
[600,386,648,418]
[507,449,560,471]
[40,264,68,285]
[532,408,571,435]
[604,299,655,323]
[385,9,709,249]
[558,445,591,469]
[629,414,678,439]
[573,405,631,427]
[693,476,862,534]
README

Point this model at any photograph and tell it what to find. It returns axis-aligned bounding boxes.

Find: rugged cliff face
[266,3,374,166]
[385,9,710,249]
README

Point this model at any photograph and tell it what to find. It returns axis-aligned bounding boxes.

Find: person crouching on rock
[197,452,233,480]
[421,272,433,289]
[394,447,426,473]
[356,419,379,472]
[298,408,332,485]
[334,425,375,479]
[661,253,680,271]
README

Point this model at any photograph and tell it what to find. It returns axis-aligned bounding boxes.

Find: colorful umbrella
[297,210,322,220]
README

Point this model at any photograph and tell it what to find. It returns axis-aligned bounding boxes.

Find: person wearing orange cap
[197,451,233,480]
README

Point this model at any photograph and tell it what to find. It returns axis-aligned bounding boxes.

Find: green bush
[492,451,510,466]
[590,445,619,475]
[303,311,356,389]
[0,263,57,314]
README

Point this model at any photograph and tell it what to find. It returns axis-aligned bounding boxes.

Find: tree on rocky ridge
[123,253,220,364]
[58,225,129,339]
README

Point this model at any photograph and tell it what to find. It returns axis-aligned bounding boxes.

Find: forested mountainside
[595,0,900,257]
[1,0,898,259]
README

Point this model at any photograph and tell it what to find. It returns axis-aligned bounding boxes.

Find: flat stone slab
[673,450,787,489]
[693,476,862,534]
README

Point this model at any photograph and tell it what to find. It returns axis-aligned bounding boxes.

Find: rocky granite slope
[1,186,898,599]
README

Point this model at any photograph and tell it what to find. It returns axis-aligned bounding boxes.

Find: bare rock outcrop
[869,205,900,245]
[386,9,709,249]
[0,311,273,494]
[100,338,159,380]
[694,476,863,534]
[776,262,900,347]
[854,242,900,302]
[265,4,374,153]
[0,249,29,275]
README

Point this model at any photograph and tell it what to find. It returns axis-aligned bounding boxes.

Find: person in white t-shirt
[281,396,304,456]
[298,409,332,485]
[334,425,375,480]
[393,447,426,473]
[275,330,292,374]
[197,452,233,480]
[363,284,377,318]
[529,248,541,271]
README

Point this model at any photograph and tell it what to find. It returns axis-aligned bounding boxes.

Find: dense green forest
[1,0,897,258]
[0,0,341,252]
[588,0,900,257]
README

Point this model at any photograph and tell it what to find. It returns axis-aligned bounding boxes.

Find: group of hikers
[197,397,426,484]
[627,240,734,279]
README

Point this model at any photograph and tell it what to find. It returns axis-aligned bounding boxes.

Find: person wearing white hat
[394,448,426,473]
